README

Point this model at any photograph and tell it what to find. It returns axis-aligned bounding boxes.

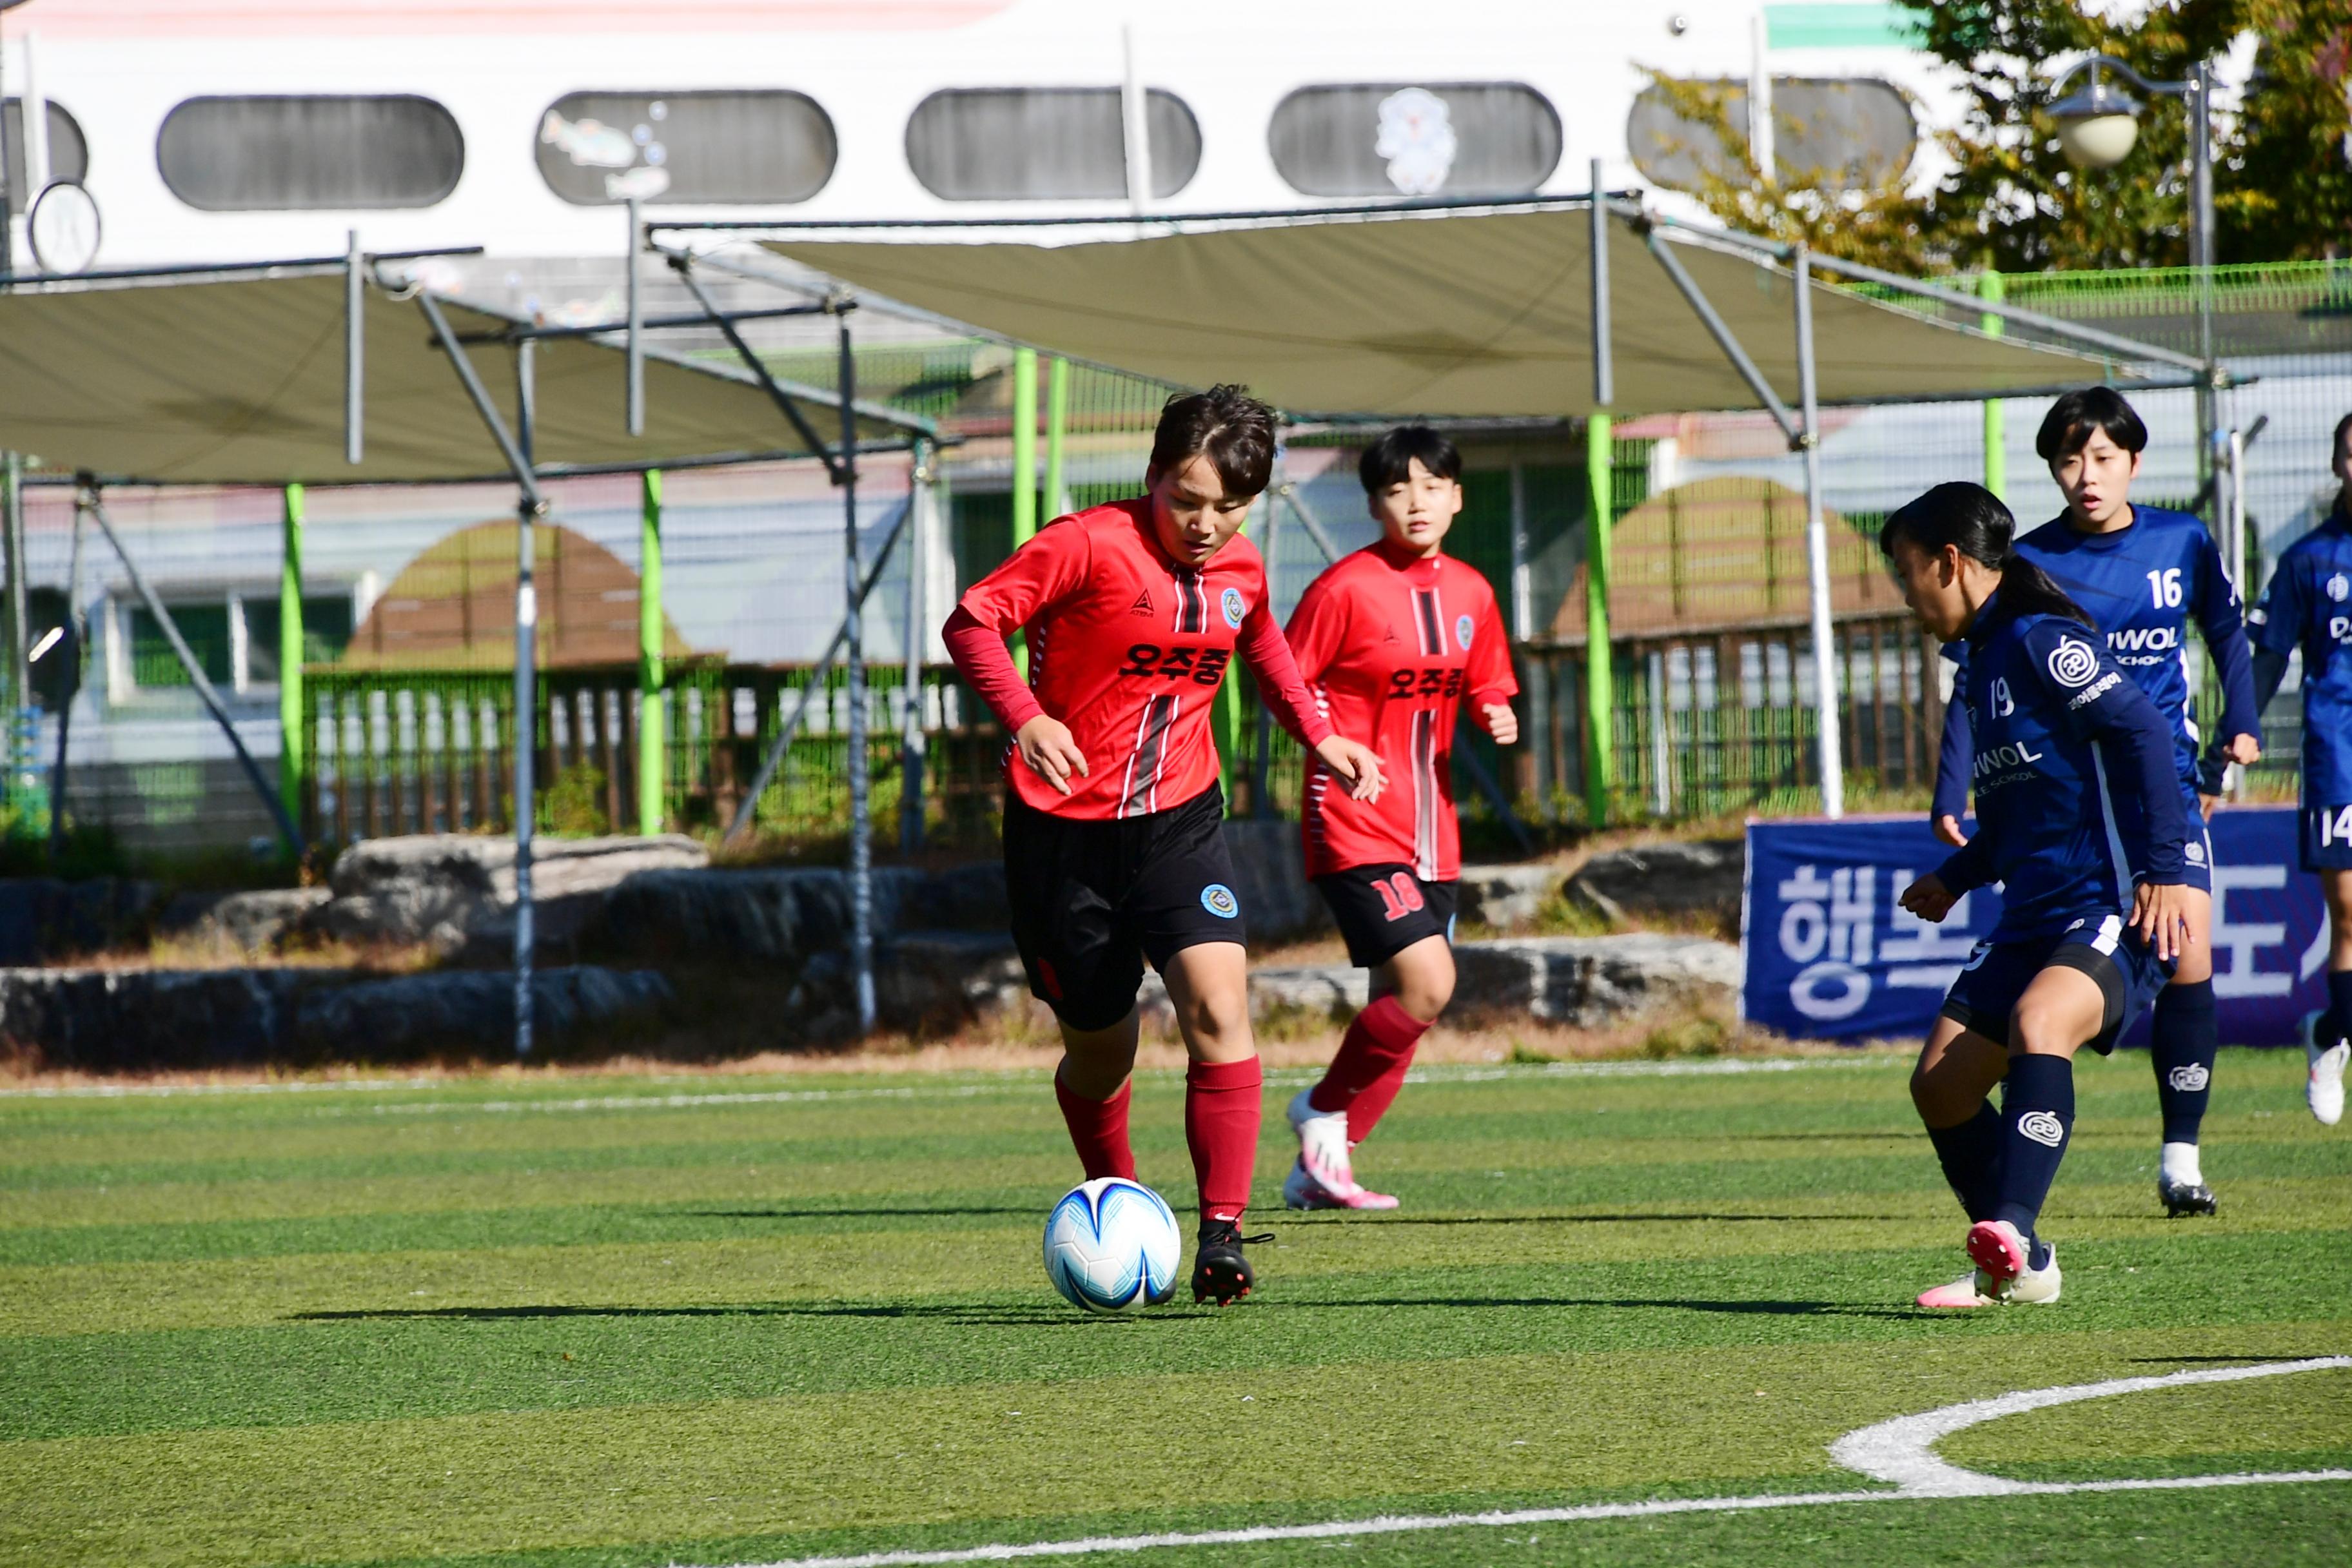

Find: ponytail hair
[1879,480,2096,631]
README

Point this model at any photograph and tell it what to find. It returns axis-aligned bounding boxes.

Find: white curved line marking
[1831,1355,2352,1495]
[690,1360,2352,1568]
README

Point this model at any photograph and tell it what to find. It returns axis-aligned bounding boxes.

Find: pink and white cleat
[1916,1269,1999,1309]
[1282,1158,1399,1211]
[1965,1218,2032,1284]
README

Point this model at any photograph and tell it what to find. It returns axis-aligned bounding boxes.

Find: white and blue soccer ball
[1042,1177,1182,1312]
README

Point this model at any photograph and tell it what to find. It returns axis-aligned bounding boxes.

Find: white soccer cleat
[2309,1040,2349,1128]
[1916,1269,1999,1309]
[1287,1086,1359,1195]
[1282,1158,1399,1211]
[1917,1248,2060,1309]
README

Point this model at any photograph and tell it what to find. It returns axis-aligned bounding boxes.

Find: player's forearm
[941,605,1044,734]
[1238,616,1334,748]
[2198,647,2289,793]
[1934,834,1994,896]
[1932,690,1971,821]
[2204,610,2261,745]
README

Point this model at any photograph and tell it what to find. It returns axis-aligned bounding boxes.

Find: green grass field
[3,1048,2347,1567]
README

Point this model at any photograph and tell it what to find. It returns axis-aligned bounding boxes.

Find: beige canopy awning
[0,268,929,485]
[761,204,2165,419]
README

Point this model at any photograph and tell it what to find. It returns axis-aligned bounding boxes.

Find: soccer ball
[1042,1177,1182,1312]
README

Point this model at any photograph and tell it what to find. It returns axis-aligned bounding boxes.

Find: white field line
[688,1360,2352,1568]
[2,1053,1888,1106]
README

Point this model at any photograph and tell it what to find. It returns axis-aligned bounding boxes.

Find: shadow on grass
[1286,1212,1910,1226]
[289,1294,1926,1326]
[680,1208,1035,1221]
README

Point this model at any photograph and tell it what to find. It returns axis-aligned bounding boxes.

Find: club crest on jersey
[2046,638,2101,688]
[1455,612,1474,651]
[1200,883,1239,919]
[1220,587,1246,629]
[2185,838,2207,865]
[2329,573,2350,603]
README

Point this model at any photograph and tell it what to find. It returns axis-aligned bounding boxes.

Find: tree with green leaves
[1645,1,2351,273]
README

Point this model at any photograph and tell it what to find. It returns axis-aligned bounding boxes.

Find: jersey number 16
[2146,568,2183,609]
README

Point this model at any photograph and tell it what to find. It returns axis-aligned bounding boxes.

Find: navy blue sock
[2328,970,2352,1050]
[1925,1101,2003,1222]
[2151,979,2217,1145]
[1995,1054,2075,1249]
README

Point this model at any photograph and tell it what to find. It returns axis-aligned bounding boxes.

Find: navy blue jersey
[1933,505,2257,819]
[1934,593,2189,941]
[2246,505,2352,806]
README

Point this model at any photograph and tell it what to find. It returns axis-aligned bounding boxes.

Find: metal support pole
[901,438,932,854]
[48,489,81,861]
[1043,355,1069,520]
[415,291,551,1059]
[345,231,364,466]
[1281,483,1343,565]
[2190,60,2219,517]
[1645,228,1801,442]
[0,28,13,284]
[84,484,304,856]
[3,449,26,801]
[720,502,912,847]
[839,312,877,1036]
[636,468,663,835]
[279,484,306,837]
[1792,247,1845,819]
[625,199,645,438]
[513,339,541,1058]
[1010,346,1038,677]
[1979,270,2006,503]
[1250,482,1281,818]
[666,256,845,483]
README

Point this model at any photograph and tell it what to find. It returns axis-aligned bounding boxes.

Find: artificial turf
[1,1048,2346,1567]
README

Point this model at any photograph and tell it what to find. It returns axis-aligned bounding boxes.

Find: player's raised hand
[1315,735,1386,802]
[1899,872,1957,923]
[1933,814,1970,848]
[1014,715,1089,796]
[2132,879,2193,963]
[1482,701,1519,746]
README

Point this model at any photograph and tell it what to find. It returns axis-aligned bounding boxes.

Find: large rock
[0,877,164,963]
[322,834,709,958]
[1139,932,1738,1030]
[0,963,671,1070]
[155,887,331,953]
[590,864,956,967]
[1565,839,1746,926]
[1456,864,1565,931]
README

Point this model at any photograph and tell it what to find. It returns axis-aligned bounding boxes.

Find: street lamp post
[2048,53,2224,506]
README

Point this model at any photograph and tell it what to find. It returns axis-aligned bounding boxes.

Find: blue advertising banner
[1741,807,2328,1045]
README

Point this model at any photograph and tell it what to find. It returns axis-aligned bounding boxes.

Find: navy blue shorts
[2302,803,2352,873]
[1939,917,2174,1057]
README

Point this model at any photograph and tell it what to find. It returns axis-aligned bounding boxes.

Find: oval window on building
[536,90,836,206]
[158,96,464,211]
[3,100,90,195]
[1629,77,1916,192]
[905,88,1200,201]
[1269,83,1561,199]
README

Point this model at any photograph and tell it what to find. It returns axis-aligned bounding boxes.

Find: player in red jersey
[942,386,1386,1304]
[1279,426,1518,1210]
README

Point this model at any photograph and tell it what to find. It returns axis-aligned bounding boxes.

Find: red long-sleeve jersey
[946,498,1333,821]
[1288,542,1517,880]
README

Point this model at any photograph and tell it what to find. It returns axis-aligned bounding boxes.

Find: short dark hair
[2036,386,2148,463]
[1358,424,1462,494]
[1148,384,1277,497]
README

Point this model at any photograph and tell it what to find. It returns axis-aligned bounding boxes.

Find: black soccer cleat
[2159,1178,2217,1217]
[1191,1220,1272,1305]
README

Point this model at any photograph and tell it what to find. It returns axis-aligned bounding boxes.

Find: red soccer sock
[1308,995,1430,1141]
[1185,1056,1264,1224]
[1054,1067,1136,1182]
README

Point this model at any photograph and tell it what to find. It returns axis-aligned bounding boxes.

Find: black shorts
[1315,863,1460,970]
[1938,919,2173,1057]
[1003,783,1247,1031]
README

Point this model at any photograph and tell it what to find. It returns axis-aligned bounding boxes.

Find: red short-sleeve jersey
[1287,542,1518,880]
[950,498,1331,821]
